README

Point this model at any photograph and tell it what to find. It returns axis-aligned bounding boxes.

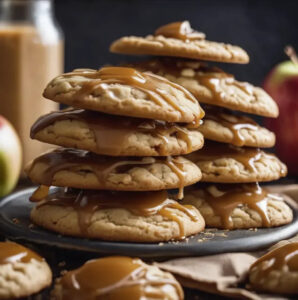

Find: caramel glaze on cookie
[129,58,278,117]
[43,66,205,124]
[53,256,184,300]
[186,183,284,229]
[186,141,287,182]
[30,108,203,156]
[31,187,199,239]
[249,242,298,294]
[0,242,43,264]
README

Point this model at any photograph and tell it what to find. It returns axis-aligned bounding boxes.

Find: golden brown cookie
[128,58,278,117]
[25,148,202,193]
[249,242,298,294]
[51,256,184,299]
[0,242,52,299]
[31,109,204,156]
[43,66,205,124]
[30,188,205,242]
[182,183,293,229]
[197,106,275,147]
[111,21,249,64]
[186,142,287,183]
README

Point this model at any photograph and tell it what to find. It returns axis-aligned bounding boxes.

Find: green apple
[0,115,22,197]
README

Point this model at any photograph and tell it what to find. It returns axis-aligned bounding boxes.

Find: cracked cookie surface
[186,142,287,183]
[31,109,204,156]
[43,67,204,124]
[25,148,202,191]
[182,184,293,229]
[30,189,205,242]
[129,59,278,117]
[0,242,52,299]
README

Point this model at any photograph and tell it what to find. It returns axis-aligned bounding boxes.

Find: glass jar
[0,0,64,167]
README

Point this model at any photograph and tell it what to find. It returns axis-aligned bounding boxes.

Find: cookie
[0,241,52,299]
[249,242,298,294]
[30,188,205,242]
[31,109,204,157]
[43,66,205,124]
[182,183,293,229]
[197,106,275,147]
[51,256,184,299]
[128,58,278,117]
[111,21,249,64]
[186,142,287,183]
[25,148,202,194]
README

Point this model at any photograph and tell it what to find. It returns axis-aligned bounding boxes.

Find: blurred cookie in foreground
[52,256,184,299]
[111,21,249,64]
[30,188,205,242]
[0,241,52,299]
[186,142,287,183]
[182,183,293,229]
[25,148,201,192]
[43,66,204,124]
[129,59,278,117]
[249,242,298,294]
[30,108,204,157]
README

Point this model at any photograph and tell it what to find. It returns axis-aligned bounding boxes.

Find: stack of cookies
[111,21,293,230]
[26,66,207,242]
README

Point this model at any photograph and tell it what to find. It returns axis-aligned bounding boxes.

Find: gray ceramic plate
[0,187,298,259]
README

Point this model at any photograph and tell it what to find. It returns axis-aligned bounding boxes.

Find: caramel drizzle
[64,67,204,124]
[188,142,285,174]
[250,243,298,286]
[203,106,259,146]
[34,188,198,238]
[155,21,205,41]
[0,242,42,264]
[59,256,184,300]
[129,58,252,108]
[30,109,194,156]
[196,73,254,104]
[29,148,188,199]
[201,183,274,229]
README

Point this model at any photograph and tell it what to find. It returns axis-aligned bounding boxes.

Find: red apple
[264,46,298,175]
[0,115,22,197]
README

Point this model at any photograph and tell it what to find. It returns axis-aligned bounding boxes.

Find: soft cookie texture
[0,242,52,299]
[186,142,287,183]
[25,148,202,191]
[51,257,184,299]
[129,59,278,117]
[197,107,275,147]
[182,185,293,229]
[31,198,205,242]
[110,31,249,64]
[249,243,298,294]
[43,67,204,124]
[31,109,204,156]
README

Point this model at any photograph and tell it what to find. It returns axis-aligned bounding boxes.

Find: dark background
[55,0,298,86]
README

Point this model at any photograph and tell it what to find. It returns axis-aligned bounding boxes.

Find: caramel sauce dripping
[35,188,198,238]
[201,183,274,229]
[28,148,188,199]
[155,21,205,41]
[129,58,252,108]
[250,242,298,286]
[203,106,259,146]
[188,141,283,174]
[63,67,204,125]
[30,108,194,156]
[59,256,184,300]
[0,242,42,264]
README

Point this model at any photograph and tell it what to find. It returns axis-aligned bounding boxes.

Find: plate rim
[1,187,298,258]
